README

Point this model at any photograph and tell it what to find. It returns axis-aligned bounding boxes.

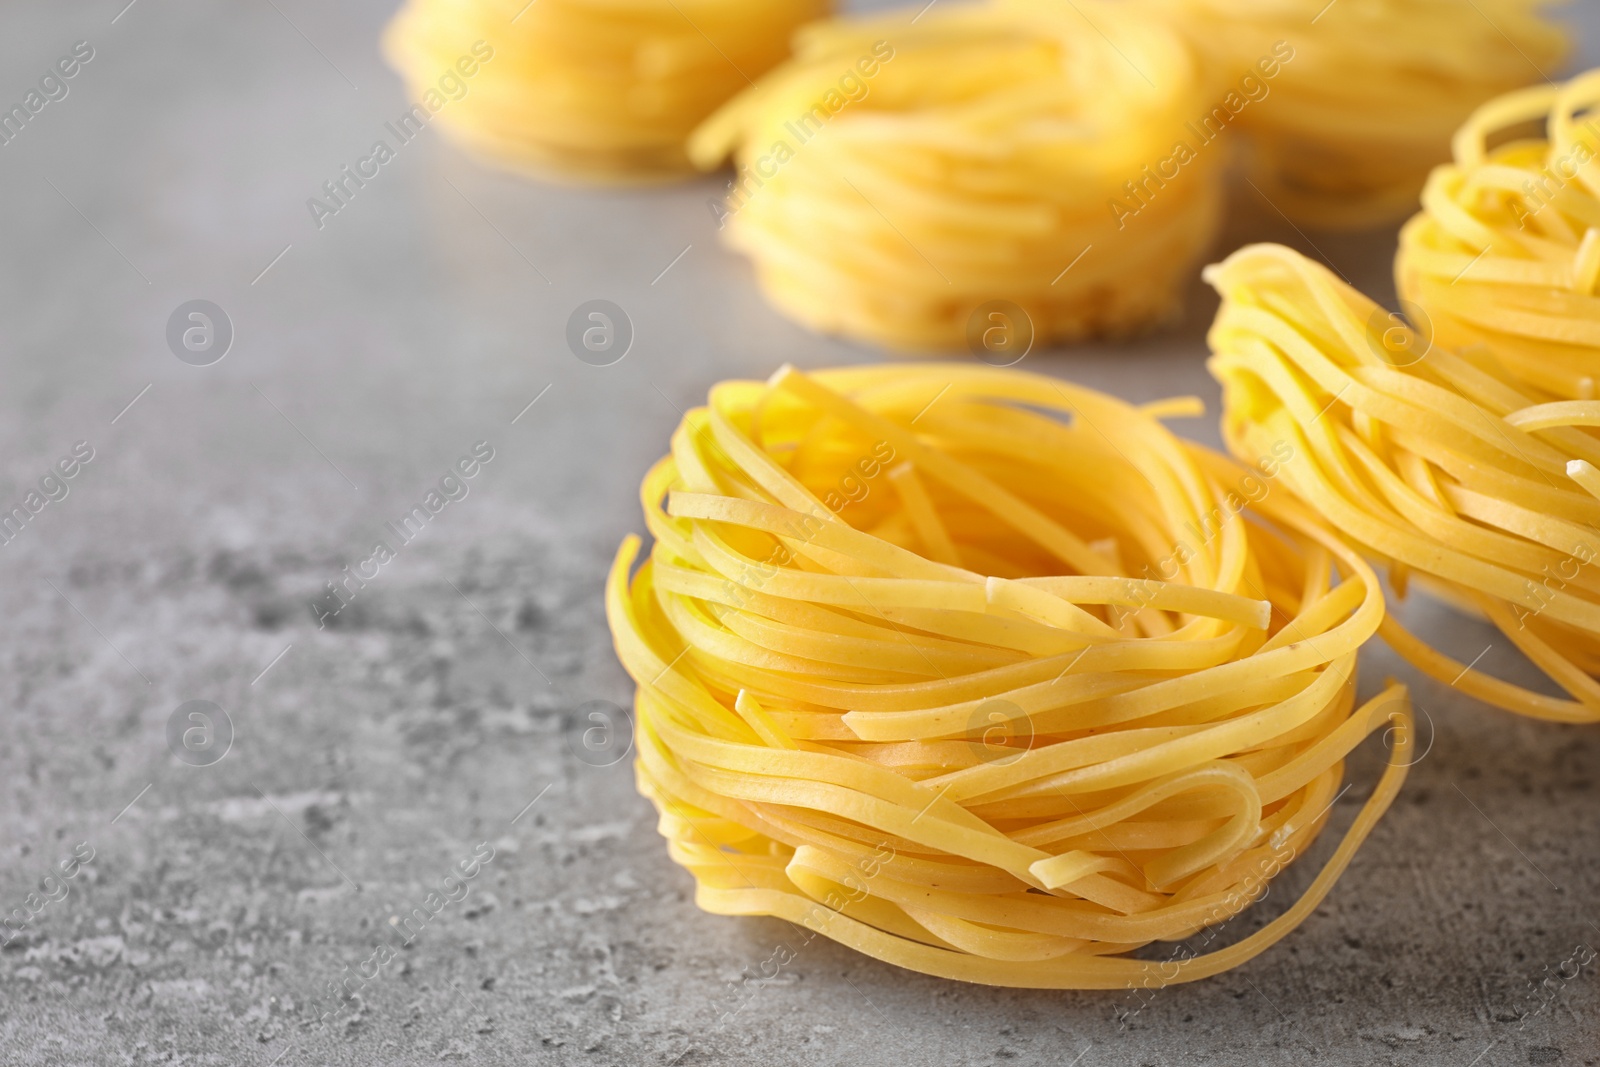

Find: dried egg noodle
[1133,0,1569,229]
[1398,70,1600,400]
[688,0,1225,351]
[382,0,828,182]
[1210,243,1600,724]
[605,363,1413,987]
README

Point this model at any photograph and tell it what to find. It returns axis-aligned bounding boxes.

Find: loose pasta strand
[607,363,1412,988]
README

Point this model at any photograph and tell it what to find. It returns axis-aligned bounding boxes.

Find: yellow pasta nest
[688,0,1226,352]
[1398,70,1600,400]
[1133,0,1570,229]
[382,0,829,183]
[1210,243,1600,724]
[605,363,1413,988]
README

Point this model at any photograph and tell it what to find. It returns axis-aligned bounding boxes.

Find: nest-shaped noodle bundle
[1133,0,1569,229]
[382,0,829,183]
[605,363,1412,987]
[1398,70,1600,400]
[1210,243,1600,724]
[688,0,1225,351]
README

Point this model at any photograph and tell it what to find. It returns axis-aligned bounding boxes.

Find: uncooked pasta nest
[382,0,829,183]
[1210,242,1600,724]
[605,363,1413,987]
[1398,69,1600,400]
[1133,0,1569,229]
[688,0,1226,352]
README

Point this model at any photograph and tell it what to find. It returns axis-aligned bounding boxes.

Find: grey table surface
[3,2,1600,1065]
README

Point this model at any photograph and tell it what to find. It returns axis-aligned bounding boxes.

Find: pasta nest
[688,0,1226,352]
[1133,0,1570,229]
[382,0,828,183]
[1210,242,1600,724]
[605,363,1413,988]
[1398,69,1600,401]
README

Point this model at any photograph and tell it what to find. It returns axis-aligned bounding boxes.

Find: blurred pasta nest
[1209,243,1600,724]
[1398,69,1600,400]
[382,0,829,182]
[1133,0,1570,229]
[605,363,1413,987]
[689,0,1226,352]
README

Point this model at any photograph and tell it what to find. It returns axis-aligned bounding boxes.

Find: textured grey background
[2,1,1599,1065]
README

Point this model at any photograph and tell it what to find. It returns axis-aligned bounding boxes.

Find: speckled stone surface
[2,2,1599,1065]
